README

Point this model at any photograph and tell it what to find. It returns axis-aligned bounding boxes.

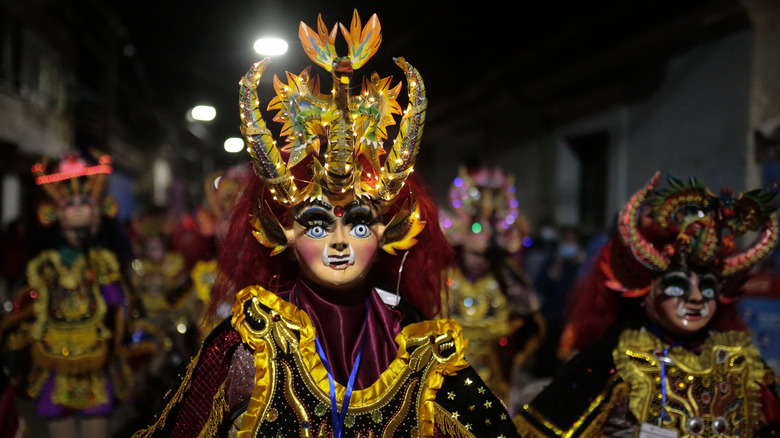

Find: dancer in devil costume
[517,172,780,437]
[134,10,519,438]
[2,151,132,438]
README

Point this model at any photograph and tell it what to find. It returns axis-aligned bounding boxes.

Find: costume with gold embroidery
[134,9,519,438]
[441,167,543,405]
[517,173,780,437]
[133,285,518,437]
[129,252,193,343]
[26,248,131,411]
[615,329,766,435]
[2,151,133,419]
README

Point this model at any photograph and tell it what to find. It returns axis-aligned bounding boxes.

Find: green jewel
[344,415,355,428]
[315,404,327,416]
[372,410,383,423]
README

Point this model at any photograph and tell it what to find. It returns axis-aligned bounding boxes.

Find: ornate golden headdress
[602,172,779,301]
[441,166,529,254]
[240,10,427,255]
[31,151,117,226]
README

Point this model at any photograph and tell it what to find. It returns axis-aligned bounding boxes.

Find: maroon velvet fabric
[171,329,241,438]
[761,383,780,425]
[279,280,403,390]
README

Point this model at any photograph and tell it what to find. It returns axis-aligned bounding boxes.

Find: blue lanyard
[314,298,369,438]
[651,326,682,424]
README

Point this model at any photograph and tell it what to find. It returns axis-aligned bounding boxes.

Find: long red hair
[209,162,453,320]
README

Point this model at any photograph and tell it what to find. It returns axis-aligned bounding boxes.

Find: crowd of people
[0,9,779,438]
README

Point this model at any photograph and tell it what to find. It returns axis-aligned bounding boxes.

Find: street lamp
[190,105,216,121]
[254,37,288,56]
[224,137,245,153]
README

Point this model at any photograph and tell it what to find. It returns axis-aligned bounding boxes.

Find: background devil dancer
[1,151,132,438]
[517,172,780,437]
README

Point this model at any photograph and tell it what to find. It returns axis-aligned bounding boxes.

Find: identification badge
[638,422,678,438]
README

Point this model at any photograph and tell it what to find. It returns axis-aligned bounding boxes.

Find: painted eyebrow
[342,203,379,223]
[661,272,690,285]
[697,273,719,285]
[294,205,335,226]
[344,202,372,214]
[305,199,333,210]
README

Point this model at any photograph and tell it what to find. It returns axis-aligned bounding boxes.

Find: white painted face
[288,194,384,292]
[644,270,719,335]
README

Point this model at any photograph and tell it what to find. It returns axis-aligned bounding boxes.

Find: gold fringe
[515,414,550,438]
[198,381,230,438]
[575,382,630,438]
[517,378,629,438]
[433,403,476,438]
[26,369,51,399]
[131,346,204,438]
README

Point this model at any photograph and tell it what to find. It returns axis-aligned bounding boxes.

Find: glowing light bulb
[253,37,288,56]
[191,105,216,121]
[223,137,245,153]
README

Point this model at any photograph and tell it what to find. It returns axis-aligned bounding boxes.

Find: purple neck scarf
[280,279,403,389]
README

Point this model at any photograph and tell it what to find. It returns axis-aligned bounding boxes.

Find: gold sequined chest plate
[26,249,119,371]
[613,329,767,437]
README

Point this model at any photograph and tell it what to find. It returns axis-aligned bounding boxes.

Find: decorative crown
[31,151,117,226]
[603,171,779,300]
[239,10,427,256]
[441,166,528,254]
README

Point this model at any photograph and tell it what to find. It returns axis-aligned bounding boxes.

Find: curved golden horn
[239,59,299,205]
[722,214,779,277]
[376,57,426,201]
[617,172,670,272]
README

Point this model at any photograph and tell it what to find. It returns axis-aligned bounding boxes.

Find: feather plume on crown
[239,10,427,256]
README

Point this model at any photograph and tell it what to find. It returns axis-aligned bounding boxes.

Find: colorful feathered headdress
[31,151,117,226]
[602,171,779,301]
[239,10,427,256]
[440,166,529,254]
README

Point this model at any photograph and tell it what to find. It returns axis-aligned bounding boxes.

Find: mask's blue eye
[350,224,371,238]
[305,225,328,239]
[701,288,716,299]
[664,286,685,297]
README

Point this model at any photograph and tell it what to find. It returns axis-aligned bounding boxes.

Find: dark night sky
[90,0,747,173]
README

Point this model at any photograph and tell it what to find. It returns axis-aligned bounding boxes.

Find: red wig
[209,162,453,320]
[564,235,749,354]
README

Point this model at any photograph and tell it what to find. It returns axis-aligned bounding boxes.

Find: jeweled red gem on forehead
[334,206,345,217]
